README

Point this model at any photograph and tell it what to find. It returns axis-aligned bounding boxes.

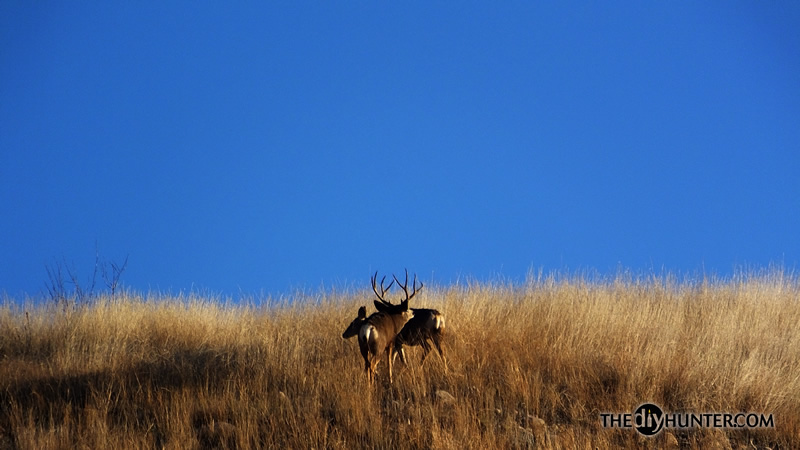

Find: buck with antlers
[373,271,445,369]
[342,271,422,384]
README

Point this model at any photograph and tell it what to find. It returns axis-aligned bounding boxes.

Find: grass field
[1,271,798,449]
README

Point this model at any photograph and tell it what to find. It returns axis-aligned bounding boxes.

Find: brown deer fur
[394,308,446,368]
[342,304,409,383]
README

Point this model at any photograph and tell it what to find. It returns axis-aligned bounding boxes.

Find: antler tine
[381,276,395,298]
[371,271,383,301]
[408,274,425,300]
[393,269,423,301]
[371,271,394,303]
[393,270,408,300]
[409,272,423,300]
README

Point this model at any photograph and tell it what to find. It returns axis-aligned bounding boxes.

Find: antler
[393,269,423,302]
[371,271,394,303]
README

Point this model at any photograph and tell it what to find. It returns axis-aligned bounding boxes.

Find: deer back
[365,310,409,344]
[398,308,444,344]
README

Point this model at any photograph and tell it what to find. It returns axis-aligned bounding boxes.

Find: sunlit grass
[1,271,798,448]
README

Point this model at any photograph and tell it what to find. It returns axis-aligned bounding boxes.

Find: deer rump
[342,305,409,383]
[358,310,407,361]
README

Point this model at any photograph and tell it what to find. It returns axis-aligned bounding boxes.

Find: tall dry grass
[1,271,798,449]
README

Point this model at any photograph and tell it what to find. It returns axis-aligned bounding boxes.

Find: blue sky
[2,2,799,299]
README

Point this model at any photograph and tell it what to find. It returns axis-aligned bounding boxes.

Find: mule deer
[394,308,446,368]
[342,272,420,383]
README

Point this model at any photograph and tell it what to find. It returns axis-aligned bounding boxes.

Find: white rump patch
[426,314,444,331]
[360,324,377,343]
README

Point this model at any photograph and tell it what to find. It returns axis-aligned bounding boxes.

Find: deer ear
[358,306,367,319]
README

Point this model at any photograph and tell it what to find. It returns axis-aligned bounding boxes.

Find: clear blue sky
[2,2,799,299]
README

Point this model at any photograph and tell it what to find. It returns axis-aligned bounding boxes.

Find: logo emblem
[633,403,664,436]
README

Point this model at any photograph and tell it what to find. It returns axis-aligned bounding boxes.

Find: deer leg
[362,352,372,383]
[369,356,380,384]
[420,340,431,363]
[387,345,394,384]
[433,334,447,370]
[393,341,408,365]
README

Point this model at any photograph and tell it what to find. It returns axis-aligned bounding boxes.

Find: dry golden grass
[1,271,799,449]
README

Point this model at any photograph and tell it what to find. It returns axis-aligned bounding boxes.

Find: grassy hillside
[1,272,798,449]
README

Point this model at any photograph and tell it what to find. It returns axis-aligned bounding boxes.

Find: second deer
[394,307,446,369]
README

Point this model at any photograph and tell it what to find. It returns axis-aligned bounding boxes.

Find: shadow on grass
[0,347,289,448]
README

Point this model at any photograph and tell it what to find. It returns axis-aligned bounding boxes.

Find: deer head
[342,306,367,339]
